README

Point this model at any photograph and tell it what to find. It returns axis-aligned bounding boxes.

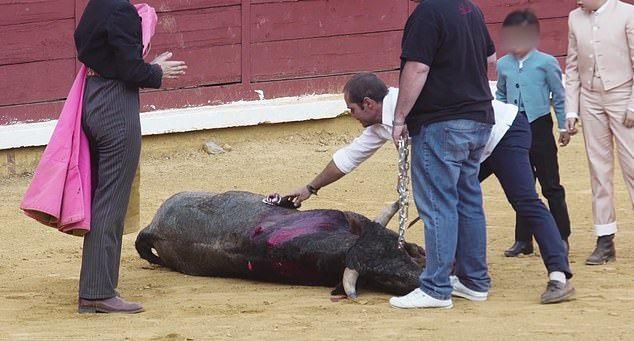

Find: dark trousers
[479,113,571,277]
[79,77,141,299]
[515,114,571,242]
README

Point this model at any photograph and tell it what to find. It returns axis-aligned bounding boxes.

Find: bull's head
[341,203,425,298]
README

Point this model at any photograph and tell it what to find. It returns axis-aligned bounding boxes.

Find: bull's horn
[343,267,359,299]
[374,201,400,226]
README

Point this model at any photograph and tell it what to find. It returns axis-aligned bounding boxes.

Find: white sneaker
[450,275,488,301]
[389,288,453,309]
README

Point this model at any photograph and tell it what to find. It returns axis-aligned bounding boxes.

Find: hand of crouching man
[287,185,315,207]
[152,52,187,79]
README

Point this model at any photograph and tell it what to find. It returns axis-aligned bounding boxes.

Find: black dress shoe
[586,234,616,265]
[504,241,534,257]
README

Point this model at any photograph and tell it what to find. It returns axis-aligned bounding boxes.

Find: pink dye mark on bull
[252,211,348,247]
[267,227,320,246]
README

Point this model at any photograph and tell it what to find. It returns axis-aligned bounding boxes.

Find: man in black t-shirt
[390,0,496,309]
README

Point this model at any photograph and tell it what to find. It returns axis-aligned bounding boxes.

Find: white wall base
[0,82,500,150]
[0,93,347,150]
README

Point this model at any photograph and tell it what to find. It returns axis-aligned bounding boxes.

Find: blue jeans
[411,119,492,300]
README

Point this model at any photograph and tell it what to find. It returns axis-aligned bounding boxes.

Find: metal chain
[397,136,410,249]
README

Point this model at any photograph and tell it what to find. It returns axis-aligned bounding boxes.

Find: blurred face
[501,26,539,58]
[576,0,607,12]
[344,93,382,128]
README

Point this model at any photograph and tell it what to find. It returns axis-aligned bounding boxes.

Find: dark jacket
[74,0,162,89]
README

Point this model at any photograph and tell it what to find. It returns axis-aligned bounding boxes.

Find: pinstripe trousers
[79,76,141,300]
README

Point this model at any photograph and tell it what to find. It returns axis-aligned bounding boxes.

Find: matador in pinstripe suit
[74,0,185,314]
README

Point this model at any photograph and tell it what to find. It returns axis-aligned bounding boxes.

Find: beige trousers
[580,77,634,236]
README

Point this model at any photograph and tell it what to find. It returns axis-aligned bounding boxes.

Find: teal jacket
[496,51,566,130]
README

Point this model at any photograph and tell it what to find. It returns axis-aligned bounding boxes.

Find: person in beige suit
[565,0,634,265]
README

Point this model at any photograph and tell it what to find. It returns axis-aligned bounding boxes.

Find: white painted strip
[0,93,348,150]
[140,93,346,136]
[0,120,57,150]
[0,81,502,150]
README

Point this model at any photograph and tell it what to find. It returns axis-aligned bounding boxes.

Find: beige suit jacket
[565,0,634,114]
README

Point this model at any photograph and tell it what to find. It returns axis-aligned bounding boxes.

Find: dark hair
[343,73,389,105]
[502,9,540,32]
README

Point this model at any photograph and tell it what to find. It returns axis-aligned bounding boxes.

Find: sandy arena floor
[1,116,633,340]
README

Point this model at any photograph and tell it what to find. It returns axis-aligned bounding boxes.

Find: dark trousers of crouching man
[514,114,571,249]
[478,112,574,300]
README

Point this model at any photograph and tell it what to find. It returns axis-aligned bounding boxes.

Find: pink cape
[20,4,158,236]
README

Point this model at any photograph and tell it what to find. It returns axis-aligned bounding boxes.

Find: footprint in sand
[150,333,193,341]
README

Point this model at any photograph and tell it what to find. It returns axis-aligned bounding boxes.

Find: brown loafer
[78,296,144,314]
[540,280,575,304]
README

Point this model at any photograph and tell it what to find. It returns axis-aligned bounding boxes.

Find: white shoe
[450,275,488,301]
[389,288,453,309]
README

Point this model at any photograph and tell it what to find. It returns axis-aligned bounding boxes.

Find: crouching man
[279,73,575,305]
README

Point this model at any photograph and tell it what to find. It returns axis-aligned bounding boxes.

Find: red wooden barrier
[0,0,74,26]
[2,0,630,126]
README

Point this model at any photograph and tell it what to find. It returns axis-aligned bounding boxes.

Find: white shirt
[517,50,536,70]
[332,88,519,174]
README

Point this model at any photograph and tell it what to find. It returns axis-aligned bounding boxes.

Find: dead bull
[135,191,425,298]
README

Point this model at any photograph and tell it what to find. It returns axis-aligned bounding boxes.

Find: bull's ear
[345,223,409,274]
[345,248,361,273]
[343,211,378,236]
[404,242,425,258]
[345,229,391,275]
[345,241,368,275]
[404,242,426,267]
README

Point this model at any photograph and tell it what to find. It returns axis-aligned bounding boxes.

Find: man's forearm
[308,160,346,191]
[394,61,430,123]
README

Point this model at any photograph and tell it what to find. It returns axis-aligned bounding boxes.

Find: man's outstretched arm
[286,161,346,206]
[283,127,388,206]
